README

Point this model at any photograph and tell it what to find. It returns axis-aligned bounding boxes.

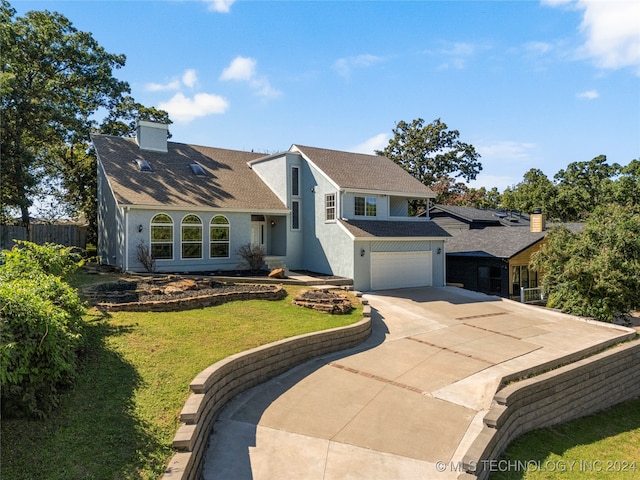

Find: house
[430,205,582,298]
[93,120,450,291]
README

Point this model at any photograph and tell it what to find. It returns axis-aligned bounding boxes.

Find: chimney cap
[136,119,168,129]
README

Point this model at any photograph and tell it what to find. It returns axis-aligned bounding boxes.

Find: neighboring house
[93,120,449,291]
[430,205,583,298]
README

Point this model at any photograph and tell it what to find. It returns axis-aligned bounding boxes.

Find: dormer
[136,120,168,153]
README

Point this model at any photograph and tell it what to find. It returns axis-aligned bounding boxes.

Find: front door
[251,221,266,251]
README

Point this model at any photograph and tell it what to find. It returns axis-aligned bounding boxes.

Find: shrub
[237,243,266,272]
[0,240,83,278]
[0,242,85,417]
[136,241,156,272]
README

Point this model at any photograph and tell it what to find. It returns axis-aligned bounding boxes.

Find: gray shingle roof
[93,135,287,211]
[293,145,436,197]
[445,223,584,259]
[445,228,546,258]
[339,219,450,239]
[430,205,530,227]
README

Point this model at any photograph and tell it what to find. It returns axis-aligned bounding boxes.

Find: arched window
[150,213,173,260]
[181,214,203,259]
[210,215,230,258]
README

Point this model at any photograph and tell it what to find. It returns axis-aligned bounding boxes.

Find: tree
[506,168,558,218]
[429,176,472,205]
[553,155,620,221]
[376,118,482,188]
[531,204,640,322]
[613,159,640,206]
[0,2,170,241]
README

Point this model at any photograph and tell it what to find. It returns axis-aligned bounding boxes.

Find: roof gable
[292,145,435,198]
[93,135,287,211]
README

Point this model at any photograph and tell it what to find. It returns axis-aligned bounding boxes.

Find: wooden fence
[0,224,87,250]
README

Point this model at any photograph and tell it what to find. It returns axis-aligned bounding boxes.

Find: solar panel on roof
[134,158,152,171]
[189,163,206,176]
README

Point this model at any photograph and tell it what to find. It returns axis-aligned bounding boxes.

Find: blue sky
[14,0,640,191]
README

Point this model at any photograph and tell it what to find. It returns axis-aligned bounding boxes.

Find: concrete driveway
[202,287,632,479]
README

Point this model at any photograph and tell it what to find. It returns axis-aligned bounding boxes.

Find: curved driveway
[203,287,632,479]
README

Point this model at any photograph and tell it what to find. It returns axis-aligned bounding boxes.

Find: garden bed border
[96,285,286,312]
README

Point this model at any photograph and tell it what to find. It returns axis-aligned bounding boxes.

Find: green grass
[490,398,640,480]
[1,275,362,480]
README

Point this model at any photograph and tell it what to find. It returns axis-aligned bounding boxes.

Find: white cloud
[145,69,199,91]
[577,89,599,99]
[478,141,537,160]
[145,79,181,92]
[158,92,229,123]
[333,54,384,77]
[428,41,490,70]
[249,78,281,99]
[220,56,256,81]
[545,0,640,73]
[220,56,281,98]
[204,0,235,13]
[524,41,554,56]
[182,69,198,88]
[579,1,640,71]
[350,133,390,154]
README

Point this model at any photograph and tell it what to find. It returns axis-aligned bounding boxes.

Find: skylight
[134,158,152,171]
[189,163,206,176]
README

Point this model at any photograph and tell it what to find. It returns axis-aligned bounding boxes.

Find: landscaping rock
[268,268,286,279]
[292,289,353,314]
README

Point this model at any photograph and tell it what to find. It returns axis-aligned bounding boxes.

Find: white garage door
[371,251,433,290]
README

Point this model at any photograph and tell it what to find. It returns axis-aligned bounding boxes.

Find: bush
[237,243,266,272]
[0,242,85,417]
[0,240,83,278]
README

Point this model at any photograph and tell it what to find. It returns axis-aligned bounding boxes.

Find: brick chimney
[136,120,168,153]
[530,208,546,232]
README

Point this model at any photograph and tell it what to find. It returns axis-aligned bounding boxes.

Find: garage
[370,251,433,290]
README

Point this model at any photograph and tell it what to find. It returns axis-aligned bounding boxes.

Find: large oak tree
[376,118,482,198]
[0,1,170,240]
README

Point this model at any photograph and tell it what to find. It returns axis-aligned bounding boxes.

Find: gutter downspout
[124,206,129,272]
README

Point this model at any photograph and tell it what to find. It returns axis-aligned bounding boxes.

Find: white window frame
[181,214,203,260]
[150,213,174,260]
[325,193,336,222]
[355,196,377,217]
[291,166,300,197]
[291,200,301,230]
[210,215,230,258]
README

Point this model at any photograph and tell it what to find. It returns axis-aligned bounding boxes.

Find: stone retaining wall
[461,338,640,480]
[162,306,372,480]
[97,286,287,312]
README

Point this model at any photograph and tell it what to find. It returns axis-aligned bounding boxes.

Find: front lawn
[0,277,362,479]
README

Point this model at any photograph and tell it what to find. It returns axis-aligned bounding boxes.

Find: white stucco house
[93,121,449,291]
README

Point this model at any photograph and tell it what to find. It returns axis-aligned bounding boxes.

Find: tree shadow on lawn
[1,315,169,480]
[489,398,640,480]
